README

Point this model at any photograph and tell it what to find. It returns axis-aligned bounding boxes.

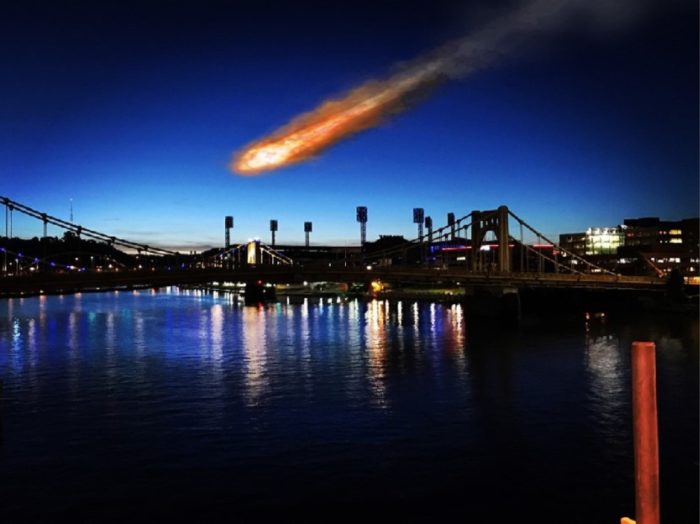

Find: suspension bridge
[0,196,664,297]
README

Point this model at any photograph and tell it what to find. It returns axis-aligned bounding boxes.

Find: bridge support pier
[244,280,275,304]
[462,285,521,323]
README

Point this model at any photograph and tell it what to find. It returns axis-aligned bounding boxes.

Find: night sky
[2,0,698,250]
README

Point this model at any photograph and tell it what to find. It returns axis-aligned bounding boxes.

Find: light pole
[304,222,312,248]
[447,212,455,240]
[356,206,367,246]
[413,208,424,240]
[270,219,278,247]
[225,216,233,249]
[224,216,233,269]
[413,208,424,265]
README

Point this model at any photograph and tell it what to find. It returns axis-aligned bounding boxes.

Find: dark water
[0,288,697,522]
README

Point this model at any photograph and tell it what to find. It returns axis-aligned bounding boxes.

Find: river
[0,287,697,521]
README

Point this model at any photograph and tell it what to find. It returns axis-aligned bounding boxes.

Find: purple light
[50,262,56,267]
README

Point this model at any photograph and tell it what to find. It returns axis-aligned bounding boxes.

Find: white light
[366,265,372,270]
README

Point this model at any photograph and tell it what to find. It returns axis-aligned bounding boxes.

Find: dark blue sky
[2,0,698,249]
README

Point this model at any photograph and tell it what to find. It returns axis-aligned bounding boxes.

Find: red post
[631,341,660,524]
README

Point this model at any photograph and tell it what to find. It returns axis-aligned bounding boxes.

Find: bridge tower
[470,205,510,273]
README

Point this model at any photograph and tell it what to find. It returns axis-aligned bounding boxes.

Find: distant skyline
[2,0,698,251]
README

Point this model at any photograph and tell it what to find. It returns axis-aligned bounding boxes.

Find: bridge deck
[0,266,665,296]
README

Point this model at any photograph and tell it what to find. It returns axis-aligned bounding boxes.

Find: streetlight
[225,216,233,249]
[270,219,278,247]
[356,206,367,246]
[413,208,425,265]
[304,222,312,247]
[413,208,424,239]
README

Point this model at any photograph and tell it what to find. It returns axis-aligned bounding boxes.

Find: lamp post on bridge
[270,219,278,247]
[304,221,312,248]
[224,216,233,249]
[447,212,455,240]
[413,208,424,264]
[224,216,233,269]
[413,208,424,240]
[425,216,433,266]
[356,206,367,246]
[425,216,433,244]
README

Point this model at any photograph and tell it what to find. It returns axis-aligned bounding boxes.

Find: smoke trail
[230,0,624,175]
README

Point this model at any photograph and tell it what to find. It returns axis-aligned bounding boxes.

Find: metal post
[627,341,660,524]
[537,235,543,273]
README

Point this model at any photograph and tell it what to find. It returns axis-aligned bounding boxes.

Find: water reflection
[105,311,117,386]
[583,312,632,468]
[67,310,80,396]
[242,305,268,406]
[365,299,388,408]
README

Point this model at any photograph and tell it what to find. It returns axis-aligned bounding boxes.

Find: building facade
[559,216,699,278]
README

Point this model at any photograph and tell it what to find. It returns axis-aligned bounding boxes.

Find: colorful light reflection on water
[0,288,697,521]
